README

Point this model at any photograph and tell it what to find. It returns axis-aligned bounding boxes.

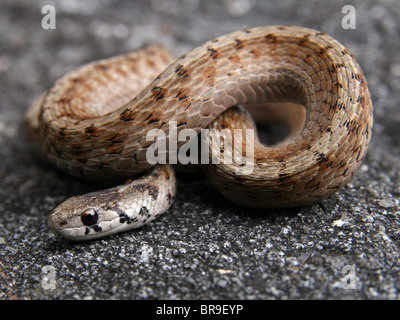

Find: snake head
[47,190,127,241]
[48,165,176,240]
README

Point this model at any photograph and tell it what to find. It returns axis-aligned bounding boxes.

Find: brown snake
[25,26,373,240]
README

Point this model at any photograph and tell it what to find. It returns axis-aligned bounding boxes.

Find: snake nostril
[81,208,99,226]
[59,220,67,226]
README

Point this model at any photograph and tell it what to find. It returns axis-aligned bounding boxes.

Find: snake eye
[81,208,98,226]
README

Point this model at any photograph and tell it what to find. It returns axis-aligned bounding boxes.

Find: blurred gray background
[0,0,399,299]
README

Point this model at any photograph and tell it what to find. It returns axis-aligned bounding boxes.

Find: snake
[25,26,373,241]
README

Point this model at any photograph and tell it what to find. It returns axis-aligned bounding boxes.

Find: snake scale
[25,26,373,240]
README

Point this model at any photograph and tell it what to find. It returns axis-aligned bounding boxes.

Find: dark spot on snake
[147,185,159,200]
[335,83,343,89]
[177,122,186,127]
[305,179,321,190]
[234,39,244,49]
[319,47,327,54]
[120,109,135,122]
[334,102,344,110]
[108,133,124,145]
[331,63,345,73]
[139,206,149,216]
[158,121,167,129]
[58,127,66,136]
[93,224,102,233]
[249,49,261,58]
[175,65,190,79]
[338,161,347,169]
[85,227,90,235]
[184,101,192,111]
[317,153,328,164]
[228,55,241,63]
[57,97,71,105]
[264,33,277,43]
[118,210,137,224]
[329,101,338,110]
[84,124,97,135]
[72,77,83,84]
[134,184,159,200]
[344,119,351,130]
[207,48,220,59]
[130,216,139,223]
[313,182,322,191]
[175,89,189,101]
[298,36,309,44]
[167,193,172,203]
[109,207,126,216]
[148,118,160,124]
[278,173,290,183]
[346,120,358,133]
[355,146,363,161]
[96,64,108,71]
[151,86,166,101]
[231,175,247,183]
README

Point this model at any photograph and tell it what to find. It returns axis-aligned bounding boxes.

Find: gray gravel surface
[0,0,399,300]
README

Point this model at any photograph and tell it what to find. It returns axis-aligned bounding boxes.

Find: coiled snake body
[25,26,373,240]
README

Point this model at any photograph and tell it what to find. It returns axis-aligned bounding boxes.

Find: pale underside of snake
[25,26,373,241]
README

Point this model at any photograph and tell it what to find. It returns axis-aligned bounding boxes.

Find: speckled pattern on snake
[25,26,373,241]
